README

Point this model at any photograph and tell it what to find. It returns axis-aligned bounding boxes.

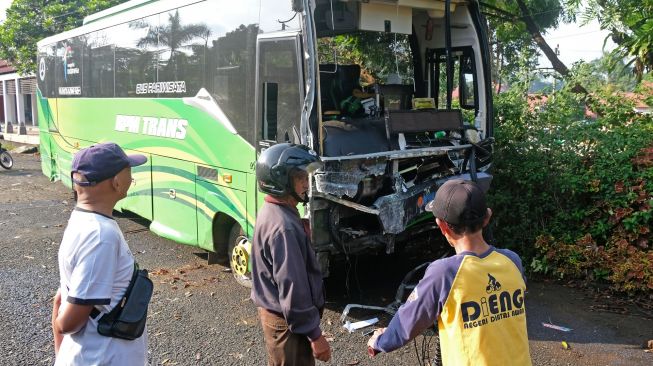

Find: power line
[2,7,87,26]
[545,29,606,40]
[46,5,93,21]
[518,6,566,19]
[481,2,567,21]
[559,50,607,53]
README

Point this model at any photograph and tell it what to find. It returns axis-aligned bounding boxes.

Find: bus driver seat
[319,64,366,117]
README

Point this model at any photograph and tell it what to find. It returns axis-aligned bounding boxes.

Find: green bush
[489,84,653,294]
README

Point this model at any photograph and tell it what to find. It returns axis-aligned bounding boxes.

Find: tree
[482,0,588,96]
[484,0,568,77]
[482,0,588,93]
[580,0,653,82]
[589,52,637,90]
[0,0,125,75]
[318,32,413,85]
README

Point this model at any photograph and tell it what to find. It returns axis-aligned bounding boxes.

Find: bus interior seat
[386,109,463,149]
[319,64,362,113]
[379,84,414,111]
[322,120,389,156]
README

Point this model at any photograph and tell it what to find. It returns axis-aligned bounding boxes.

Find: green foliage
[318,32,413,84]
[483,0,574,81]
[0,0,126,75]
[489,73,653,294]
[582,0,653,80]
[575,53,638,92]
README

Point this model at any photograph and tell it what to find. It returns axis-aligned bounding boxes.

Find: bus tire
[227,224,252,288]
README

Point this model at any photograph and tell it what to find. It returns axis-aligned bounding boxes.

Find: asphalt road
[1,151,651,366]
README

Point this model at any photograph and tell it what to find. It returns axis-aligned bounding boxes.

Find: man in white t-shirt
[52,142,148,365]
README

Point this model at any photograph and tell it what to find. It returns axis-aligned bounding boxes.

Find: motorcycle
[0,142,14,169]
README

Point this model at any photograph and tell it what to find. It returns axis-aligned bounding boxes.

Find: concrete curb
[0,133,39,145]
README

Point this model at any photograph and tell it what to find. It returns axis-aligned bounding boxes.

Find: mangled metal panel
[373,179,438,234]
[374,172,492,234]
[314,157,386,198]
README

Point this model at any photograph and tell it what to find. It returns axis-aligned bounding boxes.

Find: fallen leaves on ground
[150,268,170,276]
[229,352,244,359]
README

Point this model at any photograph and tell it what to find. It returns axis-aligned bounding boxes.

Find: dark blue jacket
[251,197,325,341]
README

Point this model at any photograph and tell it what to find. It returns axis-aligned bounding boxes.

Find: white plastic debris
[542,322,573,332]
[343,317,379,333]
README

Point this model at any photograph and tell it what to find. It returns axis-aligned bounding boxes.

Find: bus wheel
[228,224,252,288]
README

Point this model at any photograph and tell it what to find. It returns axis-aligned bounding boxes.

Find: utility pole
[552,44,560,100]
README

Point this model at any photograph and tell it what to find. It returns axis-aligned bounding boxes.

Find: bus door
[254,31,305,212]
[150,156,198,246]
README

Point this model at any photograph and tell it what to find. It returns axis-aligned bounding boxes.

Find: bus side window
[37,46,57,98]
[56,39,83,98]
[257,36,303,144]
[429,47,477,111]
[262,82,279,141]
[459,54,477,110]
[86,31,115,98]
[115,16,159,97]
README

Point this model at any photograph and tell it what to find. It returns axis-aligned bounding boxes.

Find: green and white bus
[37,0,494,285]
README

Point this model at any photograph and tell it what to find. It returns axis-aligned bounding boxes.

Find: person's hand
[53,289,62,307]
[52,289,63,355]
[311,334,331,362]
[366,328,386,357]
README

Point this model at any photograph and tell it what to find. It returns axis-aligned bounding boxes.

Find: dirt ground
[1,144,652,365]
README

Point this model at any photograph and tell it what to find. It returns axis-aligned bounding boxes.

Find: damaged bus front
[298,0,494,274]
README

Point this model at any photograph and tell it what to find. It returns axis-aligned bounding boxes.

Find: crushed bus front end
[302,0,494,274]
[310,132,493,274]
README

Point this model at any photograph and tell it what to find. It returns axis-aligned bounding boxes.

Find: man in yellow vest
[367,179,532,365]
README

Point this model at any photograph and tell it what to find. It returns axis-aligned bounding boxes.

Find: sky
[0,0,615,68]
[0,0,8,22]
[537,19,616,69]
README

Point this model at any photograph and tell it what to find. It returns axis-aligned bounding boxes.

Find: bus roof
[37,0,192,47]
[83,0,157,25]
[38,0,477,48]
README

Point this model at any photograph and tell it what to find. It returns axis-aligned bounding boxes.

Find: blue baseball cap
[71,142,147,186]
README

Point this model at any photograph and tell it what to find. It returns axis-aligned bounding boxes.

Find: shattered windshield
[317,32,414,86]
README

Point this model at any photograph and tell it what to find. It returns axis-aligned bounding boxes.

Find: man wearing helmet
[251,143,331,365]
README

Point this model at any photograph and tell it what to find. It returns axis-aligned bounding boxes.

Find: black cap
[426,179,487,225]
[71,142,147,186]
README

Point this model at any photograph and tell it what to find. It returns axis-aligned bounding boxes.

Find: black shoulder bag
[97,262,153,340]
